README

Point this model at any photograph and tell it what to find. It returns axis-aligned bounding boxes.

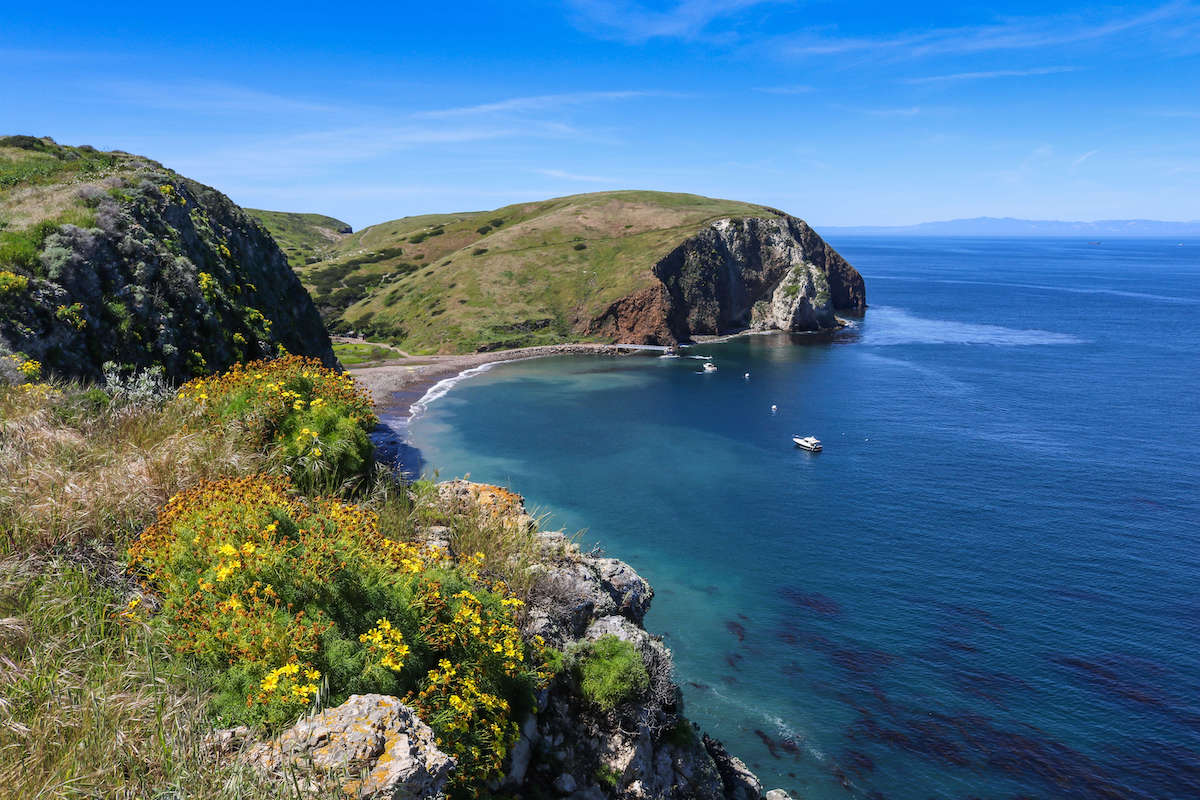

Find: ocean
[399,237,1200,799]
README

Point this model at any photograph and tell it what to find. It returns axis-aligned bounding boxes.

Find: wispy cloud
[414,90,669,118]
[854,106,921,117]
[1073,149,1100,166]
[1151,109,1200,118]
[753,84,814,94]
[537,168,616,183]
[779,3,1189,59]
[904,66,1078,84]
[168,122,586,180]
[564,0,781,44]
[101,80,341,115]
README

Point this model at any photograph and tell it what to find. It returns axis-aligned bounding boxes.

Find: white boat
[793,435,822,452]
[702,362,718,372]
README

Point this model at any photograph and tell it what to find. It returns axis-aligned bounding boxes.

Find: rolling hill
[244,209,352,268]
[261,191,865,354]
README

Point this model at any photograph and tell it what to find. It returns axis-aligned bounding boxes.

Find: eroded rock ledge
[586,215,865,345]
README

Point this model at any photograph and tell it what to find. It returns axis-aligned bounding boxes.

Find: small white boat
[702,362,718,372]
[793,435,822,452]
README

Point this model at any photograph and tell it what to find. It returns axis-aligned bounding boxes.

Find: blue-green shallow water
[401,238,1200,799]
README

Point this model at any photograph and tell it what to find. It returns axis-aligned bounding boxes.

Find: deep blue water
[402,238,1200,799]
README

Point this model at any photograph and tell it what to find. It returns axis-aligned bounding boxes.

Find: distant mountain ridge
[822,217,1200,237]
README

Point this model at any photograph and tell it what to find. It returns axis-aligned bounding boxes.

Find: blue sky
[3,1,1198,228]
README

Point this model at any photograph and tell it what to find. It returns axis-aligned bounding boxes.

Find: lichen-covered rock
[587,215,864,343]
[0,138,334,382]
[248,693,455,799]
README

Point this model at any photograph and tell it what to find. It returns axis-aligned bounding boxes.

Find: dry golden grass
[0,385,263,556]
[411,480,558,611]
[0,384,329,799]
[0,182,93,230]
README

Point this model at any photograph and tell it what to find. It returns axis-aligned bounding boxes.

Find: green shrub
[475,225,492,235]
[596,764,622,789]
[130,474,543,795]
[573,243,587,251]
[178,356,377,494]
[572,635,649,711]
[472,247,488,256]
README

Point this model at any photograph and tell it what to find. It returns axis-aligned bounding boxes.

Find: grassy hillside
[244,208,351,268]
[0,136,334,382]
[291,191,781,354]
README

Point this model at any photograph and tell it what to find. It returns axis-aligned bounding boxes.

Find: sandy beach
[348,343,637,416]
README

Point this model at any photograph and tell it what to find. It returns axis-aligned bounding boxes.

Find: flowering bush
[16,357,41,380]
[178,356,377,492]
[130,475,545,795]
[0,269,29,295]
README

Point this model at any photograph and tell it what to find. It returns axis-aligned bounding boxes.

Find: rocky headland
[256,190,865,355]
[587,215,865,345]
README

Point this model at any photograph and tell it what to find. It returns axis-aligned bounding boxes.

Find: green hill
[291,191,796,353]
[244,208,352,268]
[0,136,334,382]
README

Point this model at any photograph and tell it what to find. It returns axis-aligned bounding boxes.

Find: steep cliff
[0,136,334,382]
[588,215,866,345]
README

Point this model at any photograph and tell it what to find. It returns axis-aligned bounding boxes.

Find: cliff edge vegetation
[262,190,865,354]
[2,357,787,800]
[0,136,334,383]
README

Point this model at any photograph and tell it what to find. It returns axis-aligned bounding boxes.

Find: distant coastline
[822,217,1200,237]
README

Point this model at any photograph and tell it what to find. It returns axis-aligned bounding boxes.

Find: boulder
[594,557,654,624]
[249,694,454,799]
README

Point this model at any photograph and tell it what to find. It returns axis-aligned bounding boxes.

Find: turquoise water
[401,238,1200,799]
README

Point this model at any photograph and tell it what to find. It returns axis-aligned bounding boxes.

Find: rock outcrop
[588,214,865,344]
[428,480,789,800]
[0,137,335,382]
[226,694,454,799]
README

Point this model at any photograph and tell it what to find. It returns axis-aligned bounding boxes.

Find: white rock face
[750,262,837,332]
